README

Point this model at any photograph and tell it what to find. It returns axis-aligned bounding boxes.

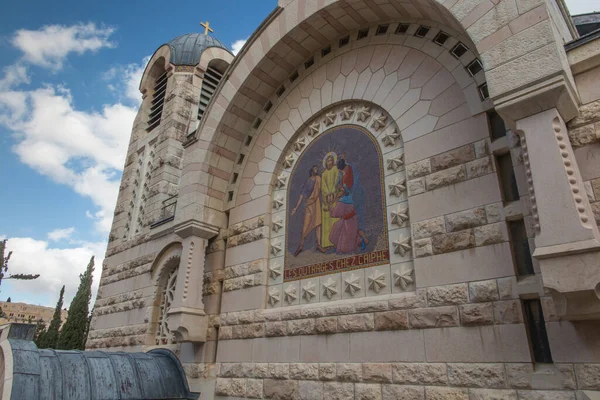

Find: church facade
[89,0,600,398]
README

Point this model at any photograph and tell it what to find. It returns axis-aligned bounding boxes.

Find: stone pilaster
[516,108,600,320]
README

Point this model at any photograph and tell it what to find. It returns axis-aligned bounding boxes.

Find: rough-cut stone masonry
[213,361,599,398]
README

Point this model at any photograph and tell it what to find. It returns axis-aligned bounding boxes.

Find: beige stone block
[268,363,290,379]
[447,363,506,387]
[264,379,299,400]
[506,363,534,388]
[388,289,427,310]
[413,238,434,258]
[469,280,500,302]
[265,321,287,337]
[426,386,469,400]
[432,230,475,254]
[416,243,514,287]
[337,313,374,333]
[382,384,424,400]
[323,382,354,399]
[424,325,532,362]
[215,377,246,397]
[460,303,494,326]
[493,300,523,324]
[412,216,446,239]
[347,330,426,362]
[467,156,495,179]
[446,207,487,232]
[516,390,576,400]
[289,363,319,380]
[362,363,393,383]
[246,378,264,398]
[497,276,517,300]
[408,177,426,196]
[392,363,447,385]
[287,319,315,335]
[428,284,469,306]
[374,310,409,331]
[356,383,382,400]
[469,389,518,400]
[575,364,600,390]
[319,363,336,381]
[475,222,507,246]
[568,124,599,148]
[298,380,323,400]
[409,306,460,328]
[315,317,337,334]
[426,165,467,190]
[430,144,475,172]
[406,159,432,180]
[409,173,502,223]
[481,21,552,70]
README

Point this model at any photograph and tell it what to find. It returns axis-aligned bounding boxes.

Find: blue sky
[0,0,595,307]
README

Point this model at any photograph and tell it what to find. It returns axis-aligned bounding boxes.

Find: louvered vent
[147,70,168,132]
[197,66,223,122]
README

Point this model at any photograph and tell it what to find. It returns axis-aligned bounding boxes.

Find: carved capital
[167,307,208,343]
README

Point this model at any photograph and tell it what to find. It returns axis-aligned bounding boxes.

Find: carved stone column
[167,220,219,342]
[516,108,600,320]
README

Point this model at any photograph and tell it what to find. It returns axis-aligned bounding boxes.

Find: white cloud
[104,56,150,106]
[3,236,104,307]
[11,23,116,70]
[0,64,30,91]
[0,84,137,233]
[231,38,248,56]
[48,227,76,242]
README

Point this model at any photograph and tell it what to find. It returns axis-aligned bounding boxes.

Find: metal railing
[151,195,177,228]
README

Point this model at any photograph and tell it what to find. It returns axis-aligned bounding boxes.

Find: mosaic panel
[284,125,389,281]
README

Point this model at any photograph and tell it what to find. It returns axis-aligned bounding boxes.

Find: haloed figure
[291,165,326,256]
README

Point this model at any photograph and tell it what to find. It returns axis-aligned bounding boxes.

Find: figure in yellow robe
[321,154,340,249]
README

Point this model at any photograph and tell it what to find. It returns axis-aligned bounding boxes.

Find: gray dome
[167,33,231,66]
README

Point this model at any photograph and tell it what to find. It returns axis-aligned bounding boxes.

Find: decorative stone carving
[302,281,316,302]
[371,114,388,131]
[273,197,284,210]
[382,130,400,147]
[269,263,282,279]
[284,284,298,304]
[389,178,407,197]
[323,278,338,300]
[268,288,280,306]
[272,218,283,233]
[341,105,355,120]
[155,267,178,345]
[393,236,412,256]
[344,273,361,296]
[271,240,282,256]
[308,122,320,136]
[517,132,540,233]
[368,270,387,293]
[323,111,336,126]
[387,154,404,171]
[283,153,295,168]
[357,105,371,122]
[391,207,409,226]
[276,173,287,189]
[293,137,307,152]
[393,266,414,290]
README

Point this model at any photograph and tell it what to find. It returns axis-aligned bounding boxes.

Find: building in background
[61,2,600,398]
[0,301,67,327]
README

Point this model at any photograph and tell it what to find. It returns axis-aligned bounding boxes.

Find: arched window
[146,59,168,133]
[155,266,178,345]
[197,59,228,122]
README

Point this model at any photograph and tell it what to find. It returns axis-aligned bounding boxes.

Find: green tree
[1,239,40,286]
[6,297,11,302]
[37,285,65,349]
[58,256,95,350]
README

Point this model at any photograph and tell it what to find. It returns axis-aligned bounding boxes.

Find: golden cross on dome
[200,21,213,35]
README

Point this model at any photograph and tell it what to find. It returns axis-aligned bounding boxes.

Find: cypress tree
[57,256,95,350]
[38,285,65,349]
[34,318,47,347]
